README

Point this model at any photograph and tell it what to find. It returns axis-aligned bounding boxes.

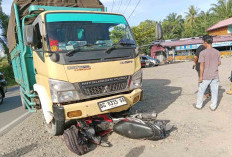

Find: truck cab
[9,4,143,135]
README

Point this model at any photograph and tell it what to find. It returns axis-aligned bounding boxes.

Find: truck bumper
[53,88,143,120]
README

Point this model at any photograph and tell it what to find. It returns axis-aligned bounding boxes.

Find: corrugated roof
[151,45,165,53]
[207,17,232,31]
[160,35,232,47]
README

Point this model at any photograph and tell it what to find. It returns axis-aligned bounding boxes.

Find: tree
[211,0,232,21]
[185,5,199,27]
[194,11,216,36]
[0,0,10,64]
[109,25,125,43]
[183,5,199,37]
[131,20,157,54]
[162,13,184,39]
[132,20,157,46]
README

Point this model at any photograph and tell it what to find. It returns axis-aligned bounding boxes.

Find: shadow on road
[1,143,37,157]
[0,95,21,113]
[125,145,145,157]
[218,87,226,105]
[202,86,225,108]
[0,87,21,113]
[132,79,182,114]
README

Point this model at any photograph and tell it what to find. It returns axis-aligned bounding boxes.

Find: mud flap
[33,84,53,124]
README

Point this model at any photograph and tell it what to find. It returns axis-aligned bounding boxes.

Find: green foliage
[109,25,125,43]
[162,13,184,39]
[194,11,217,36]
[132,20,157,46]
[182,5,199,37]
[131,20,157,54]
[0,57,17,86]
[211,0,232,21]
[185,5,199,27]
[0,1,11,65]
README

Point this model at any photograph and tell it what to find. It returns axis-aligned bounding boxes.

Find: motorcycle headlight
[49,79,79,103]
[130,69,142,89]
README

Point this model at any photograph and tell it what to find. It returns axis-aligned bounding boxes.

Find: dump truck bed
[7,0,104,52]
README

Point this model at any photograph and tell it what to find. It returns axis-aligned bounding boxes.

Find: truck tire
[46,118,65,136]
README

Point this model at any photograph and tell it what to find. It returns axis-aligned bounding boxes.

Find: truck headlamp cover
[130,69,142,89]
[49,79,79,103]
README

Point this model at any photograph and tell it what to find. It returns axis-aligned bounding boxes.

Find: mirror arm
[31,48,54,54]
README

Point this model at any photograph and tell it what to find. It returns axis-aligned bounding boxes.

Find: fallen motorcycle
[63,111,173,155]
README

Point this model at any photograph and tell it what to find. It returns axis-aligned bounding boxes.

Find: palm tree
[0,0,10,64]
[165,13,183,23]
[185,5,198,27]
[182,5,199,37]
[162,13,184,39]
[194,11,217,36]
[211,0,232,20]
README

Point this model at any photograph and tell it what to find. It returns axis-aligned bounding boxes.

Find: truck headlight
[130,69,142,89]
[49,79,79,103]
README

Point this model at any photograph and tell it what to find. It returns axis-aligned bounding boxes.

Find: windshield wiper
[66,44,93,57]
[104,42,135,54]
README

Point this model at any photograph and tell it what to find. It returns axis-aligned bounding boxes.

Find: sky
[2,0,218,26]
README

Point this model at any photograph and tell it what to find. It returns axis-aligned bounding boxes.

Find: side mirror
[24,25,37,46]
[50,52,60,62]
[156,23,163,40]
[135,46,141,55]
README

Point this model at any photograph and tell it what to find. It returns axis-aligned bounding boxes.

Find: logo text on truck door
[67,65,91,71]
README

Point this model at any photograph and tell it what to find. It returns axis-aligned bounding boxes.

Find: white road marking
[0,112,30,135]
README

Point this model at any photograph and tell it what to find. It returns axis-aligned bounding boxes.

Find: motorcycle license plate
[98,97,127,112]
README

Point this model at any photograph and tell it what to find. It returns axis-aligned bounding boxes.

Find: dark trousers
[197,70,211,94]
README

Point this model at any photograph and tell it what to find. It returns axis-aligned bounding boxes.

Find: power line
[127,0,142,20]
[111,0,115,12]
[122,0,132,15]
[117,0,123,13]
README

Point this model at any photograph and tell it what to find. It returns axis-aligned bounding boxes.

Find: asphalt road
[0,87,31,136]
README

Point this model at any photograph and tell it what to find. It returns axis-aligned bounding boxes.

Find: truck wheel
[46,119,65,136]
[0,90,3,104]
[20,93,27,109]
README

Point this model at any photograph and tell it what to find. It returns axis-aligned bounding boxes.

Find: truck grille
[79,76,129,96]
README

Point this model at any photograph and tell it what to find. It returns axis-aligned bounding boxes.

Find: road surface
[1,58,232,157]
[0,87,30,136]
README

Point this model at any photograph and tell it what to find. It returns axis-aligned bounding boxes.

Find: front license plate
[98,97,127,112]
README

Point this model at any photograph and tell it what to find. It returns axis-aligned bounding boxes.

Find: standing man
[194,35,221,111]
[194,44,211,98]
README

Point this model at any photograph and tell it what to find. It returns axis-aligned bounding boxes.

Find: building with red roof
[150,18,232,63]
[207,17,232,36]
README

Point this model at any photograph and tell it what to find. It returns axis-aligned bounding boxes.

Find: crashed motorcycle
[63,111,173,155]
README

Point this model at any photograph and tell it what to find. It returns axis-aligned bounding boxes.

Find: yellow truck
[8,0,143,135]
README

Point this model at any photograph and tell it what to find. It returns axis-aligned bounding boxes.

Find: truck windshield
[45,13,136,52]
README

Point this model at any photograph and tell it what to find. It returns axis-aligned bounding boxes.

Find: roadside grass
[0,57,17,87]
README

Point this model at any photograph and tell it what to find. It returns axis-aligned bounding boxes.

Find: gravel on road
[1,58,232,157]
